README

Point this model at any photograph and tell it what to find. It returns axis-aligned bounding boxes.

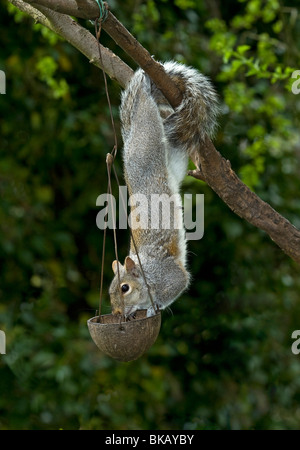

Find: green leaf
[237,45,251,55]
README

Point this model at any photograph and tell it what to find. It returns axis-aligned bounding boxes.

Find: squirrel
[109,61,219,317]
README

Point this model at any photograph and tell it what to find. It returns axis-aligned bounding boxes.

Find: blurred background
[1,0,300,430]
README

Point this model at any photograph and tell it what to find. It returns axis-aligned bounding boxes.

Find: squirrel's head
[109,256,149,317]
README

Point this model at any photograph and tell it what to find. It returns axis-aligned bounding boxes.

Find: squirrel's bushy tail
[150,61,220,154]
[120,61,219,157]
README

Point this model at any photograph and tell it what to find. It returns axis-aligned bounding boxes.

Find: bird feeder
[87,309,161,362]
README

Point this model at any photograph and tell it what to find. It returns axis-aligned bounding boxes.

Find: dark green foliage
[1,0,300,430]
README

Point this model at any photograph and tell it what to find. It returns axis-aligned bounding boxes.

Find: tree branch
[9,0,133,87]
[188,138,300,264]
[21,0,183,106]
[8,0,300,264]
[18,0,101,19]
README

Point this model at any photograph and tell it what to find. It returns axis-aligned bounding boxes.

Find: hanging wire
[94,18,118,159]
[97,177,108,323]
[106,153,125,321]
[95,15,122,322]
[94,0,109,22]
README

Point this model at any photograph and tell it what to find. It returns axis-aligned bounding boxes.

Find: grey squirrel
[109,61,219,317]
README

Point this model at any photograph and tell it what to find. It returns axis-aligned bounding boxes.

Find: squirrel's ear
[112,260,123,275]
[124,256,139,277]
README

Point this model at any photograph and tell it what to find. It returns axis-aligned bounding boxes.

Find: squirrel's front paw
[126,312,137,321]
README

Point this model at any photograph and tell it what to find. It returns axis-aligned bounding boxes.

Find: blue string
[94,0,108,22]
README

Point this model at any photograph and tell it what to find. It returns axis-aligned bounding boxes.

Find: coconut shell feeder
[87,153,162,362]
[87,310,161,362]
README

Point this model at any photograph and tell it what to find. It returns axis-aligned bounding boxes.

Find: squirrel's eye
[121,284,130,293]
